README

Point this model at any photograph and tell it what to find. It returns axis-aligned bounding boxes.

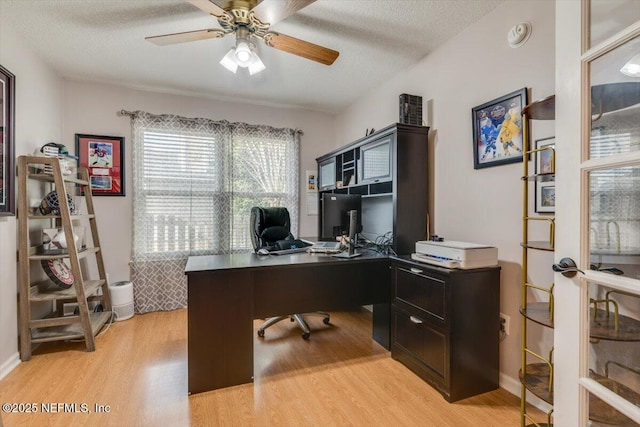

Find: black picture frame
[75,134,125,196]
[0,64,16,216]
[472,87,528,169]
[535,136,556,213]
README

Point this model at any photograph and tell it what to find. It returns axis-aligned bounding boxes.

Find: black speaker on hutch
[399,93,423,125]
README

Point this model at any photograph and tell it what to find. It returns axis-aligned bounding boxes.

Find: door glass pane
[361,139,390,182]
[589,0,640,47]
[588,391,640,426]
[587,281,640,425]
[589,166,640,277]
[590,36,640,160]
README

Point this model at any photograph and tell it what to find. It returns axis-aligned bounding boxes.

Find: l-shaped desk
[185,250,500,400]
[185,250,391,394]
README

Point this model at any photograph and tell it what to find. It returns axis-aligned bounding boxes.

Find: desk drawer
[392,306,446,380]
[394,266,446,323]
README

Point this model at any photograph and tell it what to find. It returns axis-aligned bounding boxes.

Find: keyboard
[269,247,310,255]
[310,241,341,250]
[307,247,343,254]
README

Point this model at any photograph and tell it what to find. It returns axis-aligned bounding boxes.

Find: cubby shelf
[316,123,429,255]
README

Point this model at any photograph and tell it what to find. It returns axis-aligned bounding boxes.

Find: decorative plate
[41,259,74,289]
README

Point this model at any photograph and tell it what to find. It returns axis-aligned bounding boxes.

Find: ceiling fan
[146,0,339,75]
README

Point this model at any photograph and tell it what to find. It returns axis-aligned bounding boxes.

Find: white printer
[412,240,498,269]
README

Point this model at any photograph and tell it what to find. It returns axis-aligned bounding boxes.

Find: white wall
[0,23,63,378]
[61,81,335,283]
[335,0,556,398]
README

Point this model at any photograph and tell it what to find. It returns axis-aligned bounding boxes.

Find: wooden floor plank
[0,308,539,426]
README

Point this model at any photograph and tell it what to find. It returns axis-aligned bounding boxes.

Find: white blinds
[130,111,300,312]
[589,112,640,258]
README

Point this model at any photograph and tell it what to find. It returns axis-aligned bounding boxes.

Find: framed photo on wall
[535,136,555,177]
[472,87,528,169]
[535,136,556,213]
[75,134,125,196]
[0,64,15,216]
[536,182,555,213]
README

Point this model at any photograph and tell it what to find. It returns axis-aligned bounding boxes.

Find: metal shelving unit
[520,95,556,427]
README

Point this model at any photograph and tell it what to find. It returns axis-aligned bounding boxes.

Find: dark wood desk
[185,250,391,394]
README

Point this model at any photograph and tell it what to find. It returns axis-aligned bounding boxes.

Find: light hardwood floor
[0,308,537,426]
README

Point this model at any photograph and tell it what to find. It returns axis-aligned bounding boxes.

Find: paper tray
[411,253,498,269]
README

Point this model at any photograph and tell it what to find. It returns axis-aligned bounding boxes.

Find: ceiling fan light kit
[147,0,339,76]
[220,48,239,73]
[219,29,266,75]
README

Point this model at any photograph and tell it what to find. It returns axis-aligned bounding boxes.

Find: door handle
[552,257,584,278]
[409,267,423,275]
[590,264,624,275]
[409,316,423,325]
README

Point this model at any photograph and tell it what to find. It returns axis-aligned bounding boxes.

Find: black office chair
[250,206,330,340]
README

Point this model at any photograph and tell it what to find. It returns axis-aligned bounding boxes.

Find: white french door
[555,1,640,426]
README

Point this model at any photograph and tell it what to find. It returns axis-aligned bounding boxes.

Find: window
[129,112,301,313]
[135,119,300,256]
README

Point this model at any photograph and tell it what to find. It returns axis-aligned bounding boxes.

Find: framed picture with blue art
[472,87,528,169]
[536,182,555,213]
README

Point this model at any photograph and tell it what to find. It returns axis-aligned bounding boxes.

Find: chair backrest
[250,207,294,252]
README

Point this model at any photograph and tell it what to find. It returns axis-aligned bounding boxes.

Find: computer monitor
[321,193,362,240]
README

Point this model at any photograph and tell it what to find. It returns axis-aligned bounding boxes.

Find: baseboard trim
[500,372,553,414]
[0,352,20,381]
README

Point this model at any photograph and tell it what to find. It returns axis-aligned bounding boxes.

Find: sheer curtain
[130,111,300,313]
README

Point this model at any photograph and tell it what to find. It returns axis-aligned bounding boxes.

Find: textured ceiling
[0,0,504,113]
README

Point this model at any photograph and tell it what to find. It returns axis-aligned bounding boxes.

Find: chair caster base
[257,329,265,338]
[302,332,310,340]
[323,317,330,325]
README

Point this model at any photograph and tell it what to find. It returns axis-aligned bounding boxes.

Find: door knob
[552,257,584,278]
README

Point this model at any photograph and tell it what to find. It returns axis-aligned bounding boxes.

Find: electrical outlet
[500,313,510,336]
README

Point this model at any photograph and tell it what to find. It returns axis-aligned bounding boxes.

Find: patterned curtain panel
[130,111,301,313]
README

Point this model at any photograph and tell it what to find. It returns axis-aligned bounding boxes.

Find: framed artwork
[535,137,556,213]
[535,136,556,177]
[306,169,317,192]
[75,134,125,196]
[536,182,556,213]
[472,87,528,169]
[0,65,15,216]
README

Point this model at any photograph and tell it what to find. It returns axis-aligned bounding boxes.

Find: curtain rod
[116,109,303,135]
[118,109,136,117]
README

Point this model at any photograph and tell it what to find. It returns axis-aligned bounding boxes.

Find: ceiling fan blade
[265,32,339,65]
[252,0,316,26]
[185,0,226,16]
[146,29,226,46]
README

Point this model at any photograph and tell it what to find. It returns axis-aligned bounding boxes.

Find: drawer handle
[409,316,423,325]
[410,267,423,274]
